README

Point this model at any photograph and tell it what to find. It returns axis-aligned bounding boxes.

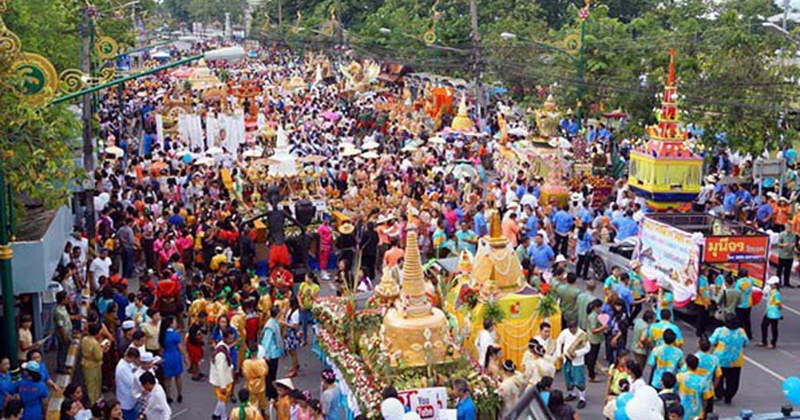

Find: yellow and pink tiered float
[447,211,561,367]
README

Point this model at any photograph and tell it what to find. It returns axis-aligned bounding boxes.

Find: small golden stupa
[472,211,523,295]
[189,59,223,90]
[383,228,448,367]
[374,267,400,308]
[450,95,475,132]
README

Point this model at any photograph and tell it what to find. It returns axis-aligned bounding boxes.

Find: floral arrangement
[458,285,479,310]
[482,298,505,325]
[316,328,386,417]
[313,296,501,419]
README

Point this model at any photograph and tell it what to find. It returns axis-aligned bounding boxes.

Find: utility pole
[81,6,97,248]
[0,171,18,372]
[784,0,790,30]
[469,0,483,130]
[277,0,283,44]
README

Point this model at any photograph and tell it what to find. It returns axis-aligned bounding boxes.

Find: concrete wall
[6,206,72,295]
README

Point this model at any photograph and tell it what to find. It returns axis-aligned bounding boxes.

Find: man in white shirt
[139,371,171,420]
[116,348,139,420]
[474,319,498,366]
[88,248,112,292]
[555,321,591,409]
[210,329,235,420]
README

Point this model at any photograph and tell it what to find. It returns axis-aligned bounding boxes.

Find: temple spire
[401,228,430,317]
[668,47,675,86]
[489,210,502,239]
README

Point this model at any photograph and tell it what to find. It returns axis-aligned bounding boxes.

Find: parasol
[195,157,214,166]
[508,127,529,137]
[242,148,263,158]
[341,148,360,157]
[322,111,341,121]
[298,155,327,164]
[361,140,380,150]
[401,145,419,153]
[428,136,446,144]
[253,158,281,166]
[105,146,124,158]
[451,163,478,180]
[206,146,224,155]
[361,151,380,159]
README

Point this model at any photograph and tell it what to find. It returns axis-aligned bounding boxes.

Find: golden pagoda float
[310,227,502,417]
[628,49,702,210]
[188,59,224,91]
[446,211,562,367]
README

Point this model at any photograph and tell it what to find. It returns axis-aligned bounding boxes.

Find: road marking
[782,303,800,317]
[743,355,786,382]
[172,408,188,418]
[676,320,786,382]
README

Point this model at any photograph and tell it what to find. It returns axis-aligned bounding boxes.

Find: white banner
[397,387,449,419]
[635,217,699,305]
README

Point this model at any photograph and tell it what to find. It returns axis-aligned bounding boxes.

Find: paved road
[118,271,799,419]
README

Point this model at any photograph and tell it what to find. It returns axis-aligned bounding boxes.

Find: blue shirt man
[756,202,773,223]
[723,191,737,214]
[612,213,639,242]
[552,210,574,235]
[527,236,555,270]
[473,210,488,238]
[456,394,477,420]
[15,364,49,420]
[525,213,540,239]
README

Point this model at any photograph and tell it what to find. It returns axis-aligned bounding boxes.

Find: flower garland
[316,328,386,418]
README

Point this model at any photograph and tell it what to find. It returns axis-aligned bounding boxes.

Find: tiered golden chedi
[383,229,448,367]
[189,59,223,90]
[374,267,400,308]
[450,95,475,132]
[472,211,523,295]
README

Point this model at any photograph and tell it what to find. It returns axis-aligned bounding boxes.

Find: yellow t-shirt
[242,359,268,394]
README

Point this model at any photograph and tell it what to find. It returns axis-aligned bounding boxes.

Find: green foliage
[4,0,82,70]
[482,299,505,325]
[0,55,81,209]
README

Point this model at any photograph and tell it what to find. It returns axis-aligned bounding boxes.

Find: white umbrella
[402,145,419,153]
[341,147,360,157]
[361,151,380,159]
[207,146,224,155]
[508,127,529,137]
[243,148,263,158]
[105,146,124,158]
[428,136,446,144]
[195,157,214,166]
[362,141,380,150]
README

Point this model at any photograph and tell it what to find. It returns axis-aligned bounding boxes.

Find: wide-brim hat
[338,223,355,235]
[274,378,296,391]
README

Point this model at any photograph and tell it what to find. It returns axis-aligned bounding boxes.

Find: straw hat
[274,378,296,391]
[338,222,355,235]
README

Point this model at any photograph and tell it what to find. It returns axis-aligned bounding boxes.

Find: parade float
[493,95,571,207]
[628,49,703,210]
[445,212,562,368]
[312,229,501,419]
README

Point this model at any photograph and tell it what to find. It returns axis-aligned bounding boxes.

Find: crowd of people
[0,39,794,420]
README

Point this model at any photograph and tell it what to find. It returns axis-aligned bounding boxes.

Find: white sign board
[635,217,700,305]
[753,158,785,180]
[397,387,449,419]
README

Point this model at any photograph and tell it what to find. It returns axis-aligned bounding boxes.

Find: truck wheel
[591,257,607,281]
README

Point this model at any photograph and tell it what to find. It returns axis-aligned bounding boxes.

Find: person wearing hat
[498,360,524,417]
[759,276,782,349]
[336,222,357,285]
[210,246,229,272]
[15,360,49,420]
[273,377,296,420]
